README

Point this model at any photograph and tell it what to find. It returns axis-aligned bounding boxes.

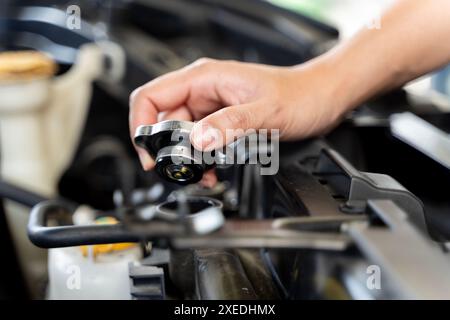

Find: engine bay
[1,0,450,302]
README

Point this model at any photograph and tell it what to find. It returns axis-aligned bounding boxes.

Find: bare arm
[129,0,450,171]
[322,0,450,112]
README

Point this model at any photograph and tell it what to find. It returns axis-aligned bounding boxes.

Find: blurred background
[1,0,450,300]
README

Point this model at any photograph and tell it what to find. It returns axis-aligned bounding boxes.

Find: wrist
[317,52,365,116]
[290,54,353,120]
[314,32,407,114]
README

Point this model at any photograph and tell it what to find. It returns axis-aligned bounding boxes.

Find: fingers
[200,170,218,188]
[129,71,192,139]
[158,105,193,122]
[129,58,223,138]
[129,72,193,169]
[129,59,225,169]
[190,102,263,151]
[136,147,155,171]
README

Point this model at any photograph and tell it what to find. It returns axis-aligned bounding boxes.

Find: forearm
[308,0,450,112]
[129,0,450,156]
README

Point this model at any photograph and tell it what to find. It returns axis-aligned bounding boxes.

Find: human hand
[129,57,347,183]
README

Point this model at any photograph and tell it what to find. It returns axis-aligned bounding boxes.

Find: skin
[129,0,450,186]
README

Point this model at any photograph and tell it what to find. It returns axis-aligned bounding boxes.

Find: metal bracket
[347,200,450,299]
[315,148,427,233]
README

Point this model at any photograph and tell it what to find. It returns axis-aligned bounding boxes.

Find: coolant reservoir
[47,217,142,300]
[0,46,104,297]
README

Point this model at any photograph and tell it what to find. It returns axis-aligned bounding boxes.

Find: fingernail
[191,123,221,151]
[137,149,153,171]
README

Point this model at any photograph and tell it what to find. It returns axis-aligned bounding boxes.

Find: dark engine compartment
[1,0,450,300]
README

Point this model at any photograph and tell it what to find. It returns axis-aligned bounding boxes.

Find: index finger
[128,69,192,139]
[129,69,195,170]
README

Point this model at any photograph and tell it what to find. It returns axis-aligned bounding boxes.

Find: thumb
[190,102,262,151]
